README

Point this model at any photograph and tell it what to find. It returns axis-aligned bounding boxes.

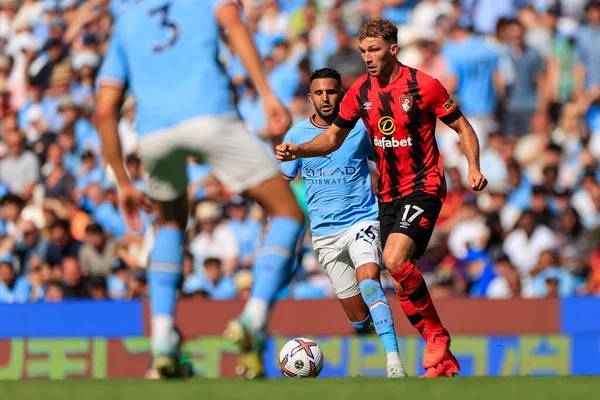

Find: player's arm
[95,29,130,188]
[277,123,351,161]
[96,85,129,186]
[216,3,269,97]
[428,78,487,191]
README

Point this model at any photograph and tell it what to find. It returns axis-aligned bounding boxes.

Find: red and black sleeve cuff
[333,116,358,130]
[440,107,463,125]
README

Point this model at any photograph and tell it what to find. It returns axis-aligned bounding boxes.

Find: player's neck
[376,61,402,88]
[312,114,334,127]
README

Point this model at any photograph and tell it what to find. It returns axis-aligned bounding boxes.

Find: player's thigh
[382,193,442,272]
[313,236,361,302]
[195,116,303,221]
[138,130,189,226]
[198,116,277,195]
[347,221,384,282]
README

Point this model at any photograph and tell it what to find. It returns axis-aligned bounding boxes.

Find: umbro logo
[363,102,372,110]
[323,155,332,162]
[399,221,410,229]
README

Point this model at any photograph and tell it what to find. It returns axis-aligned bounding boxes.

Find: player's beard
[314,102,340,124]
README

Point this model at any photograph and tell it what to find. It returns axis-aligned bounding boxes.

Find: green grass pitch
[1,377,598,400]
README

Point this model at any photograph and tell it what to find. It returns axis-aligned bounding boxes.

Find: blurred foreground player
[277,19,488,377]
[96,0,304,379]
[280,68,406,378]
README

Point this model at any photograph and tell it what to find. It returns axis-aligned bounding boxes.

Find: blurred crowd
[0,0,599,303]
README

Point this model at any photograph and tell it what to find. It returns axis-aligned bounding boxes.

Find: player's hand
[468,168,488,191]
[275,142,300,162]
[263,93,292,138]
[118,184,154,233]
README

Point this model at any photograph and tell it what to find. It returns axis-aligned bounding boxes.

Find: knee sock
[242,216,303,331]
[390,260,445,336]
[395,289,428,340]
[149,226,184,356]
[358,279,402,365]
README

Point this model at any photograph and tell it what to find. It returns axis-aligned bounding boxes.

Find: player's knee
[385,257,416,284]
[355,262,381,282]
[382,250,412,274]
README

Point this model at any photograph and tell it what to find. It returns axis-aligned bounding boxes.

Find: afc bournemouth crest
[400,95,413,113]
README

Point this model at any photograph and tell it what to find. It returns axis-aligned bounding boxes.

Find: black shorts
[379,192,442,260]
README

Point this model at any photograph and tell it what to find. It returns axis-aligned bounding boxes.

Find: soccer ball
[278,337,324,378]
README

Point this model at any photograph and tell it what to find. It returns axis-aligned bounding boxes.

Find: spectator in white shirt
[188,201,239,276]
[503,210,559,276]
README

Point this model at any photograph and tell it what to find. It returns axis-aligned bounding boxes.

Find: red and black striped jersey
[334,65,461,203]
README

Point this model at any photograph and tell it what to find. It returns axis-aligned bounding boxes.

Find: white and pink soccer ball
[278,337,324,378]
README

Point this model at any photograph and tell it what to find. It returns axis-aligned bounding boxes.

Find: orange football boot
[421,350,460,378]
[422,330,451,369]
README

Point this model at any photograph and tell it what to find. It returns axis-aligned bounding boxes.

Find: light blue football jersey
[97,0,237,136]
[279,117,378,237]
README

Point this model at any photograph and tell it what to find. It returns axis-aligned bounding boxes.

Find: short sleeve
[334,85,361,129]
[97,28,128,87]
[212,0,240,17]
[425,77,462,125]
[279,129,300,180]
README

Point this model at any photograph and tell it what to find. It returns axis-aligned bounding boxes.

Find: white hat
[195,201,222,222]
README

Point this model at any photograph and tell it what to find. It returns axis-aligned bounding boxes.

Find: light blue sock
[243,216,303,331]
[149,226,184,356]
[359,279,400,356]
[350,314,373,333]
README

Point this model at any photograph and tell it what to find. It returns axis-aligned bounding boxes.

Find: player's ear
[389,43,399,57]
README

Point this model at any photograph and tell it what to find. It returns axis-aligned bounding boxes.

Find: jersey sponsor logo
[443,98,456,111]
[304,166,356,178]
[373,136,413,148]
[377,116,396,135]
[400,95,413,113]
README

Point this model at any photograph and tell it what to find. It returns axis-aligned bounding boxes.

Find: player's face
[308,78,341,120]
[359,37,398,77]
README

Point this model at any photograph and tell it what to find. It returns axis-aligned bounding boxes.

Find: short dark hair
[309,68,341,87]
[50,219,70,232]
[85,223,103,235]
[358,19,398,45]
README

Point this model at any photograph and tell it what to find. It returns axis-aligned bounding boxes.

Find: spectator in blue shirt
[47,219,82,266]
[502,20,546,136]
[226,197,263,270]
[0,254,31,303]
[444,21,503,147]
[182,257,236,300]
[13,219,50,274]
[575,1,600,94]
[93,186,126,239]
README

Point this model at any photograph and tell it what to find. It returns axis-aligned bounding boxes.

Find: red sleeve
[334,84,361,129]
[424,77,462,125]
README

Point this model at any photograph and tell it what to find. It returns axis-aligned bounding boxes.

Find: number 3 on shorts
[401,204,424,223]
[355,225,376,243]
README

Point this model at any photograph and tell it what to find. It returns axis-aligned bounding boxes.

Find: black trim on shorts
[440,107,463,125]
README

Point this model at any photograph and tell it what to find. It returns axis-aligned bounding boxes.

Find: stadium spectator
[11,218,50,274]
[189,201,239,276]
[0,253,30,302]
[44,279,64,302]
[79,222,117,278]
[0,128,39,198]
[62,256,88,298]
[47,219,82,267]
